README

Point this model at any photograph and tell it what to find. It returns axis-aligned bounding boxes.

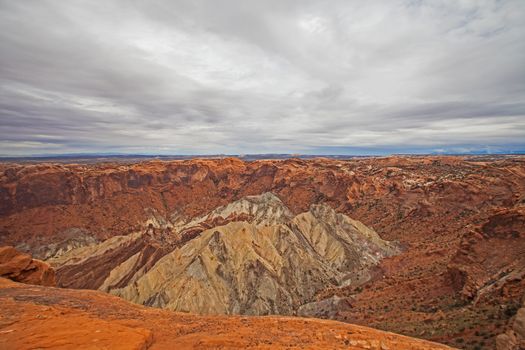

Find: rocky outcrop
[298,295,354,319]
[0,278,455,349]
[52,193,399,315]
[496,297,525,350]
[447,209,525,302]
[0,246,55,286]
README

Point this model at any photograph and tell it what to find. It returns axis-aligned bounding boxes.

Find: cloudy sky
[1,0,524,156]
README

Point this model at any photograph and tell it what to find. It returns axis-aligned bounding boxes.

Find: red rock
[1,155,524,348]
[0,246,55,286]
[446,209,525,302]
[0,278,454,350]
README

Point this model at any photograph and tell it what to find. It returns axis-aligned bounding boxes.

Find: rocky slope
[0,277,454,350]
[1,155,524,349]
[447,208,525,303]
[50,193,399,315]
[496,295,525,350]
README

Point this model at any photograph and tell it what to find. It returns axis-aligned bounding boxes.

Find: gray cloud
[0,0,524,156]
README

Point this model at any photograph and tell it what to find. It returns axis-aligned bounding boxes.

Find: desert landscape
[1,155,524,349]
[1,1,525,349]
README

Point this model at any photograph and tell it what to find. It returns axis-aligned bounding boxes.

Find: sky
[1,0,525,156]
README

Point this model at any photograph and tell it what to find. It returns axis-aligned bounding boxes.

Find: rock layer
[51,193,399,315]
[1,155,524,349]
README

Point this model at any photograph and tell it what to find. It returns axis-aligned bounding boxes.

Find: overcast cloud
[1,0,524,155]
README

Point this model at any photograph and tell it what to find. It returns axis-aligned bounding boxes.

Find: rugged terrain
[0,276,454,350]
[1,155,524,349]
[49,192,398,315]
[496,295,525,349]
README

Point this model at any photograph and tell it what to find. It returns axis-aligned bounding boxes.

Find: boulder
[0,246,55,286]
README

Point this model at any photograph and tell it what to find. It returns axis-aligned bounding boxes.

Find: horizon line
[1,151,525,160]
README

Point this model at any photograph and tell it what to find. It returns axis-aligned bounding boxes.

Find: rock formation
[50,193,399,315]
[496,296,525,350]
[1,155,524,348]
[0,246,55,286]
[0,277,455,350]
[447,208,525,302]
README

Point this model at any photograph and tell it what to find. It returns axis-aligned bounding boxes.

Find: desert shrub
[504,304,519,318]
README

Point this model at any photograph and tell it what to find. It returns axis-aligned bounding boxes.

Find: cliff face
[1,157,520,255]
[1,156,524,349]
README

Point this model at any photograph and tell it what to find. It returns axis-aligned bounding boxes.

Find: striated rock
[0,278,454,350]
[1,155,525,347]
[54,193,399,315]
[0,246,55,286]
[51,227,180,292]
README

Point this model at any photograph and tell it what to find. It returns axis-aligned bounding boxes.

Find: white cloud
[0,0,524,155]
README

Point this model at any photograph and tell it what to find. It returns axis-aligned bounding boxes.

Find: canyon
[1,155,524,349]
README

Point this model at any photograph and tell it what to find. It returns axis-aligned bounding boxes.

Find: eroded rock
[0,246,55,286]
